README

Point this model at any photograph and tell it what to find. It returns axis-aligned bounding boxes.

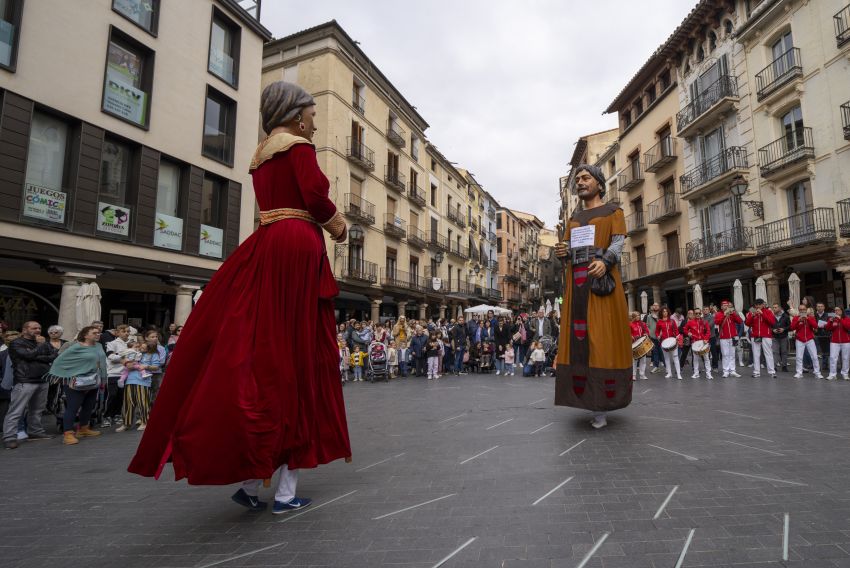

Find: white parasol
[464,304,512,316]
[75,282,102,332]
[640,291,648,314]
[693,284,703,309]
[755,277,767,302]
[788,273,801,308]
[733,279,744,313]
[545,299,553,316]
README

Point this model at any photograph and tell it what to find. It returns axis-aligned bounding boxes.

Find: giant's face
[575,170,602,201]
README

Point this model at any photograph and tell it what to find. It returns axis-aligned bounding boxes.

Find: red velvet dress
[128,143,351,485]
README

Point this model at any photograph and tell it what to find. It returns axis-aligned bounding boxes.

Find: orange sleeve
[611,208,626,236]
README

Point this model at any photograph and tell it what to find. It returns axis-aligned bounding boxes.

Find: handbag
[590,272,615,296]
[70,372,99,391]
[512,331,522,342]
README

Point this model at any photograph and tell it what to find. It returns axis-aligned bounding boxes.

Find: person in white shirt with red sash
[745,298,776,378]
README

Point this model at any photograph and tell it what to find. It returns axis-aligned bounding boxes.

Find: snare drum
[661,337,678,352]
[691,340,710,356]
[631,336,653,360]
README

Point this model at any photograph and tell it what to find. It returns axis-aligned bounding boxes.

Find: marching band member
[655,307,683,380]
[683,309,712,380]
[714,299,743,378]
[825,307,850,381]
[745,298,776,378]
[629,311,650,381]
[791,304,823,379]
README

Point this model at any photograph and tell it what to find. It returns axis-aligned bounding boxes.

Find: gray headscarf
[575,164,606,195]
[260,81,315,135]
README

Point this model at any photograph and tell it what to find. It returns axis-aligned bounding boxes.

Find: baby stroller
[479,342,495,373]
[367,341,389,382]
[540,335,556,376]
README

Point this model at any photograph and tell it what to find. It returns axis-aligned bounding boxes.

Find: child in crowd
[530,341,546,377]
[350,345,365,382]
[387,341,398,379]
[337,333,350,383]
[503,344,515,376]
[426,333,441,380]
[397,341,410,378]
[117,341,160,432]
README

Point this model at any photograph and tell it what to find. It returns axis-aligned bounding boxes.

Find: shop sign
[153,213,183,250]
[432,277,442,291]
[23,183,66,223]
[199,224,223,258]
[98,202,131,236]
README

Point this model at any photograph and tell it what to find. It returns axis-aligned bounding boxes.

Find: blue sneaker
[231,489,268,511]
[272,496,312,514]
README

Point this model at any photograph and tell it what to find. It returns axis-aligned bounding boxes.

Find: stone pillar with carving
[397,301,408,319]
[419,303,428,321]
[174,285,200,326]
[370,299,382,323]
[762,273,781,307]
[58,273,97,340]
[439,304,447,320]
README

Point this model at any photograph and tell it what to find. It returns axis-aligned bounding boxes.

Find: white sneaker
[752,374,760,378]
[722,373,729,378]
[842,375,849,381]
[815,374,824,380]
[691,374,699,379]
[730,371,741,378]
[495,371,500,375]
[664,374,672,379]
[591,416,607,429]
[677,375,683,380]
[793,373,802,379]
[116,425,128,432]
[640,375,648,380]
[707,374,714,380]
[826,374,836,381]
[16,431,28,441]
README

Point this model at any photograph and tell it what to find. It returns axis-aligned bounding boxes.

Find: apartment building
[460,170,502,305]
[0,0,270,336]
[496,208,521,309]
[538,228,563,303]
[511,210,545,311]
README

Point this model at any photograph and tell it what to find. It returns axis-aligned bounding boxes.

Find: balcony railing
[381,268,426,293]
[352,91,365,115]
[680,146,749,195]
[644,136,677,173]
[387,120,406,148]
[758,127,814,177]
[470,217,479,230]
[685,226,754,264]
[450,241,469,259]
[503,271,520,283]
[647,193,681,224]
[470,247,481,263]
[488,231,497,244]
[339,256,377,283]
[754,208,836,254]
[625,211,647,235]
[447,209,466,228]
[755,47,802,101]
[677,75,739,132]
[488,259,498,271]
[647,249,685,274]
[617,162,644,192]
[407,226,427,248]
[409,183,426,207]
[487,288,502,301]
[385,166,406,194]
[427,231,450,252]
[346,137,375,171]
[384,214,406,239]
[841,102,850,141]
[838,198,850,237]
[343,194,376,225]
[605,192,621,206]
[836,5,850,47]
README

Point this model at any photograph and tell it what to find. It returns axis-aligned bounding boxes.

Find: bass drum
[661,337,678,352]
[631,336,653,360]
[692,340,710,355]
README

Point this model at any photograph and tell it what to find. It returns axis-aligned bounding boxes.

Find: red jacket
[630,321,650,340]
[745,308,777,338]
[827,317,850,344]
[655,319,679,340]
[791,315,817,343]
[683,318,710,341]
[715,310,743,339]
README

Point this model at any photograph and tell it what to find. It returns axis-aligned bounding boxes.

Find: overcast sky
[261,1,695,228]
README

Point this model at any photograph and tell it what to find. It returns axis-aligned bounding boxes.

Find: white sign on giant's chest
[570,225,595,248]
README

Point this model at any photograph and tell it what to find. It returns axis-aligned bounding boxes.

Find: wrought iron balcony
[386,120,406,148]
[647,193,681,224]
[838,198,850,237]
[605,192,621,205]
[504,270,520,283]
[647,248,685,274]
[384,214,406,239]
[352,91,365,115]
[407,226,427,248]
[339,256,377,283]
[837,5,850,47]
[450,241,469,259]
[381,268,426,293]
[756,48,802,101]
[676,75,739,136]
[446,208,466,228]
[842,101,850,141]
[479,226,487,239]
[644,136,677,173]
[680,146,749,198]
[487,288,502,301]
[384,166,406,194]
[427,231,450,252]
[617,162,644,192]
[470,217,479,230]
[470,247,481,263]
[488,259,498,271]
[488,231,497,244]
[343,194,376,225]
[346,137,375,171]
[408,183,426,207]
[625,211,647,235]
[754,208,836,254]
[758,127,814,177]
[685,226,755,264]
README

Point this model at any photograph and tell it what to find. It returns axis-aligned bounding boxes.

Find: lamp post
[729,174,763,219]
[435,251,444,264]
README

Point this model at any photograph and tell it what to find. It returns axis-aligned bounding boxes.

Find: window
[708,32,718,52]
[411,136,420,160]
[0,0,23,71]
[102,28,154,129]
[430,183,437,206]
[203,87,236,166]
[781,105,805,149]
[200,175,226,259]
[623,110,632,129]
[497,214,502,229]
[646,85,657,105]
[154,159,184,250]
[98,138,134,238]
[23,112,70,225]
[208,8,240,87]
[497,237,502,253]
[112,0,159,35]
[431,158,436,171]
[660,69,671,91]
[635,99,643,116]
[352,78,365,114]
[350,175,362,198]
[410,256,419,280]
[386,248,397,277]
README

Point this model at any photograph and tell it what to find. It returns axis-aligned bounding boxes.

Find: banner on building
[23,183,66,223]
[199,224,223,258]
[103,43,147,126]
[98,202,131,236]
[153,213,184,250]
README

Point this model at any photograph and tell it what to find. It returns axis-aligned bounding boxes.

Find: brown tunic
[555,202,633,411]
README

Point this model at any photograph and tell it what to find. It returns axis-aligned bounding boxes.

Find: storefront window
[23,112,69,225]
[153,160,183,250]
[98,139,133,238]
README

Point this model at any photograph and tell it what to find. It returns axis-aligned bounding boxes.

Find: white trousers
[795,340,821,377]
[829,342,850,377]
[242,465,298,503]
[632,356,647,380]
[719,338,736,374]
[751,337,774,375]
[691,351,712,377]
[663,347,682,378]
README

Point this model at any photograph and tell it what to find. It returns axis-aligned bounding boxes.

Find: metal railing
[680,146,748,195]
[754,208,836,254]
[836,5,850,47]
[503,270,520,283]
[617,162,643,191]
[450,241,469,259]
[755,47,802,100]
[644,136,677,172]
[488,231,497,244]
[488,259,498,271]
[470,217,479,230]
[381,268,425,292]
[625,211,646,234]
[677,75,739,132]
[339,256,377,283]
[384,214,406,238]
[384,166,406,193]
[647,193,680,223]
[841,101,850,141]
[647,248,686,274]
[346,137,374,171]
[409,183,426,207]
[685,226,754,263]
[838,198,850,237]
[758,127,814,176]
[427,231,450,251]
[470,247,481,263]
[487,288,502,301]
[407,226,427,248]
[352,91,365,114]
[386,120,406,148]
[343,194,376,225]
[447,208,466,228]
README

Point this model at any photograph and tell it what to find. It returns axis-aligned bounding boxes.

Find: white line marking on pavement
[714,409,762,419]
[783,513,790,561]
[355,453,406,472]
[528,397,548,405]
[529,422,554,434]
[640,388,652,394]
[674,529,695,568]
[721,440,785,456]
[720,429,775,443]
[720,470,808,486]
[648,444,699,461]
[373,493,457,520]
[652,485,679,520]
[438,413,467,424]
[640,415,689,423]
[791,426,848,438]
[559,439,586,456]
[575,532,610,568]
[459,445,499,465]
[532,476,574,506]
[432,537,477,568]
[485,418,514,430]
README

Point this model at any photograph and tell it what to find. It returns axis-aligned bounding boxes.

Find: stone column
[58,272,97,340]
[762,273,781,307]
[439,304,447,320]
[651,284,663,306]
[626,285,635,313]
[174,285,200,326]
[370,299,382,323]
[419,303,428,321]
[397,301,408,319]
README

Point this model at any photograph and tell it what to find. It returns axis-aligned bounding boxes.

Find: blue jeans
[495,359,504,373]
[515,343,528,367]
[454,347,466,373]
[650,338,662,367]
[353,367,363,380]
[399,361,409,377]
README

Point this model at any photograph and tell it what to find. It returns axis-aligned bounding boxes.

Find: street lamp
[435,251,444,264]
[473,264,480,275]
[349,225,364,241]
[729,174,763,219]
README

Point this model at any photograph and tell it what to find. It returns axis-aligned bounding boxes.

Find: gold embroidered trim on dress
[321,211,346,240]
[258,208,316,226]
[249,133,313,172]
